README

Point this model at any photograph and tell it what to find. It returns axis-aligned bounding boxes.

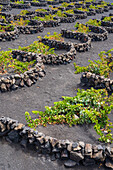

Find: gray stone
[79,141,85,148]
[50,138,58,147]
[38,72,45,77]
[20,80,24,87]
[14,74,20,79]
[15,79,21,86]
[2,78,9,83]
[61,149,69,159]
[51,153,56,161]
[83,158,95,166]
[1,83,7,92]
[67,143,72,152]
[97,145,103,151]
[92,150,104,160]
[72,142,78,150]
[20,139,27,148]
[11,84,18,90]
[64,159,76,168]
[106,146,111,155]
[85,144,92,155]
[0,122,6,132]
[26,79,33,87]
[70,151,84,162]
[105,158,113,169]
[92,145,98,153]
[7,130,20,143]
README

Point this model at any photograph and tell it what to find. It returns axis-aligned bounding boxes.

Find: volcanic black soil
[0,2,113,170]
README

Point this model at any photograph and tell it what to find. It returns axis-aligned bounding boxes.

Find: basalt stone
[36,136,44,145]
[79,141,85,149]
[97,145,103,151]
[15,79,21,86]
[38,71,45,77]
[20,139,28,148]
[93,145,98,153]
[1,83,7,92]
[7,130,20,143]
[2,78,9,83]
[11,84,18,90]
[55,152,61,159]
[10,121,19,130]
[61,149,69,159]
[52,147,60,153]
[25,79,33,87]
[105,158,113,169]
[82,158,95,166]
[0,122,6,132]
[72,143,81,152]
[14,123,24,130]
[106,146,111,155]
[20,80,24,87]
[86,72,92,79]
[85,144,92,157]
[72,142,78,150]
[92,150,104,160]
[70,151,84,162]
[50,138,58,147]
[44,141,52,154]
[51,153,56,161]
[81,76,89,84]
[64,159,77,168]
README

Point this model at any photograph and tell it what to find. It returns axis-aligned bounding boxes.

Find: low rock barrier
[40,38,76,64]
[80,72,113,92]
[0,51,45,92]
[87,10,96,16]
[17,22,44,34]
[95,8,104,14]
[41,20,60,27]
[31,1,47,6]
[0,40,76,92]
[61,29,91,52]
[87,24,108,41]
[0,4,11,12]
[10,2,31,9]
[0,12,13,23]
[75,22,108,41]
[58,16,76,23]
[0,25,19,41]
[99,17,113,33]
[47,0,59,5]
[0,116,113,169]
[101,21,113,33]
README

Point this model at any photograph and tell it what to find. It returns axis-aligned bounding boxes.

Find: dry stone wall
[0,116,113,169]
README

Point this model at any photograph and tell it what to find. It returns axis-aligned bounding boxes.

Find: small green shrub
[11,18,30,26]
[14,0,24,4]
[0,24,15,32]
[25,88,113,143]
[74,49,113,78]
[18,41,56,55]
[43,32,64,41]
[0,50,35,74]
[74,23,90,33]
[86,19,101,27]
[102,16,113,22]
[36,14,55,21]
[19,10,29,16]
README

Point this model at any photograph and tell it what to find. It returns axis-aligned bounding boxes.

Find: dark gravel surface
[0,2,113,169]
[0,139,108,170]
